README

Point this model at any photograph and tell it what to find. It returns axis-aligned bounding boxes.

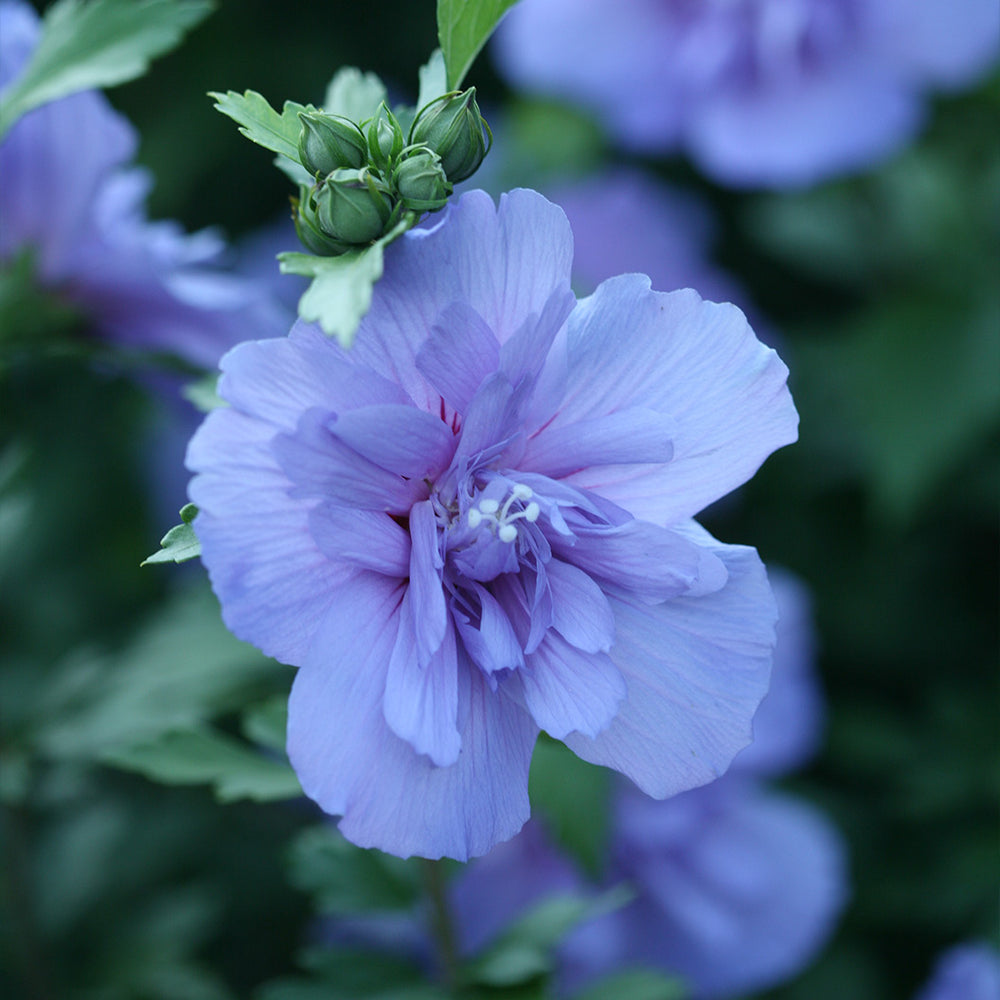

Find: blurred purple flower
[493,0,1000,188]
[913,943,1000,1000]
[0,0,285,368]
[187,187,797,859]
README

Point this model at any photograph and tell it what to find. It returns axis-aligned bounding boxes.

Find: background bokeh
[2,1,997,998]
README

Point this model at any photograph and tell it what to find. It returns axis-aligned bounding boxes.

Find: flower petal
[453,584,525,677]
[408,499,448,664]
[522,407,676,479]
[273,406,428,513]
[515,631,626,739]
[563,537,775,796]
[331,403,456,479]
[384,591,461,766]
[546,558,615,653]
[308,502,410,577]
[288,576,539,860]
[550,276,797,522]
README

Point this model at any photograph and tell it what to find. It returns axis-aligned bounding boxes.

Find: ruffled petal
[562,537,775,797]
[288,579,539,860]
[453,584,525,677]
[273,407,428,513]
[546,558,615,653]
[351,189,574,414]
[308,502,410,578]
[515,632,625,739]
[550,277,797,523]
[384,590,461,766]
[408,499,448,664]
[331,403,456,479]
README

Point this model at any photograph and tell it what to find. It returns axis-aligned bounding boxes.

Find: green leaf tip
[0,0,215,139]
[143,503,200,566]
[436,0,521,91]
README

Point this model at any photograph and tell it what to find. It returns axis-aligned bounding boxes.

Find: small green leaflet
[0,0,214,140]
[279,217,414,347]
[210,90,314,162]
[143,502,200,565]
[437,0,521,90]
[322,66,387,123]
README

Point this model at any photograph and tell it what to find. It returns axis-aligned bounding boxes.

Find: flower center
[466,483,540,543]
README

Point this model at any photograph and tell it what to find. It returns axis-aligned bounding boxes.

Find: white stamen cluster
[467,483,540,542]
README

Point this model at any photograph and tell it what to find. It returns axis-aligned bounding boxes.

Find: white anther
[511,484,533,501]
[467,508,483,528]
[478,498,500,514]
[498,524,518,543]
[523,501,540,523]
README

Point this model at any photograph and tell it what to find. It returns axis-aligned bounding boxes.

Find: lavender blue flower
[187,187,798,860]
[448,572,846,997]
[493,0,1000,188]
[913,943,1000,1000]
[0,0,284,369]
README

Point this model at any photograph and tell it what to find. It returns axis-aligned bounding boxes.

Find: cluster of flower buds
[292,88,491,255]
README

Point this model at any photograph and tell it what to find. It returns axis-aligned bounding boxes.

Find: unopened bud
[297,111,368,175]
[410,87,491,183]
[314,168,393,245]
[365,102,405,173]
[292,190,352,255]
[392,145,451,212]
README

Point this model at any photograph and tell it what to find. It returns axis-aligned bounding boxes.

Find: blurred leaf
[573,969,686,1000]
[104,726,302,802]
[143,502,201,565]
[416,49,448,114]
[322,66,387,122]
[210,90,313,163]
[467,886,632,988]
[287,825,422,914]
[0,0,214,138]
[242,696,289,753]
[0,251,82,357]
[182,374,226,413]
[529,736,611,876]
[34,583,283,759]
[437,0,520,90]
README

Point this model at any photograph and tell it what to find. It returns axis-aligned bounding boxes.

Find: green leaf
[416,49,448,114]
[573,969,687,1000]
[210,90,314,162]
[0,0,214,139]
[143,502,201,565]
[287,825,422,914]
[182,373,226,413]
[437,0,521,90]
[241,696,288,753]
[322,67,388,123]
[104,726,302,802]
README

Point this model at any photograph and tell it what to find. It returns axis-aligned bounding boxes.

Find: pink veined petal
[288,576,539,860]
[562,536,776,797]
[549,276,797,524]
[384,590,461,767]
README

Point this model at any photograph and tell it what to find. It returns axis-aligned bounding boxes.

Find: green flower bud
[391,145,452,212]
[292,189,351,255]
[297,111,368,175]
[314,168,393,245]
[365,102,405,174]
[410,87,491,183]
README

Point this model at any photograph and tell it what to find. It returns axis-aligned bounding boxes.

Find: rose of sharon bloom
[493,0,1000,188]
[0,0,284,368]
[187,188,798,860]
[913,944,1000,1000]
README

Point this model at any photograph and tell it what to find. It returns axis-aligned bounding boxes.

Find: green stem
[422,858,459,989]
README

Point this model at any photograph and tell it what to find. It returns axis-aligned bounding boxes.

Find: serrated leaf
[143,503,201,565]
[437,0,521,90]
[322,67,387,123]
[104,726,302,802]
[210,90,313,162]
[0,0,214,139]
